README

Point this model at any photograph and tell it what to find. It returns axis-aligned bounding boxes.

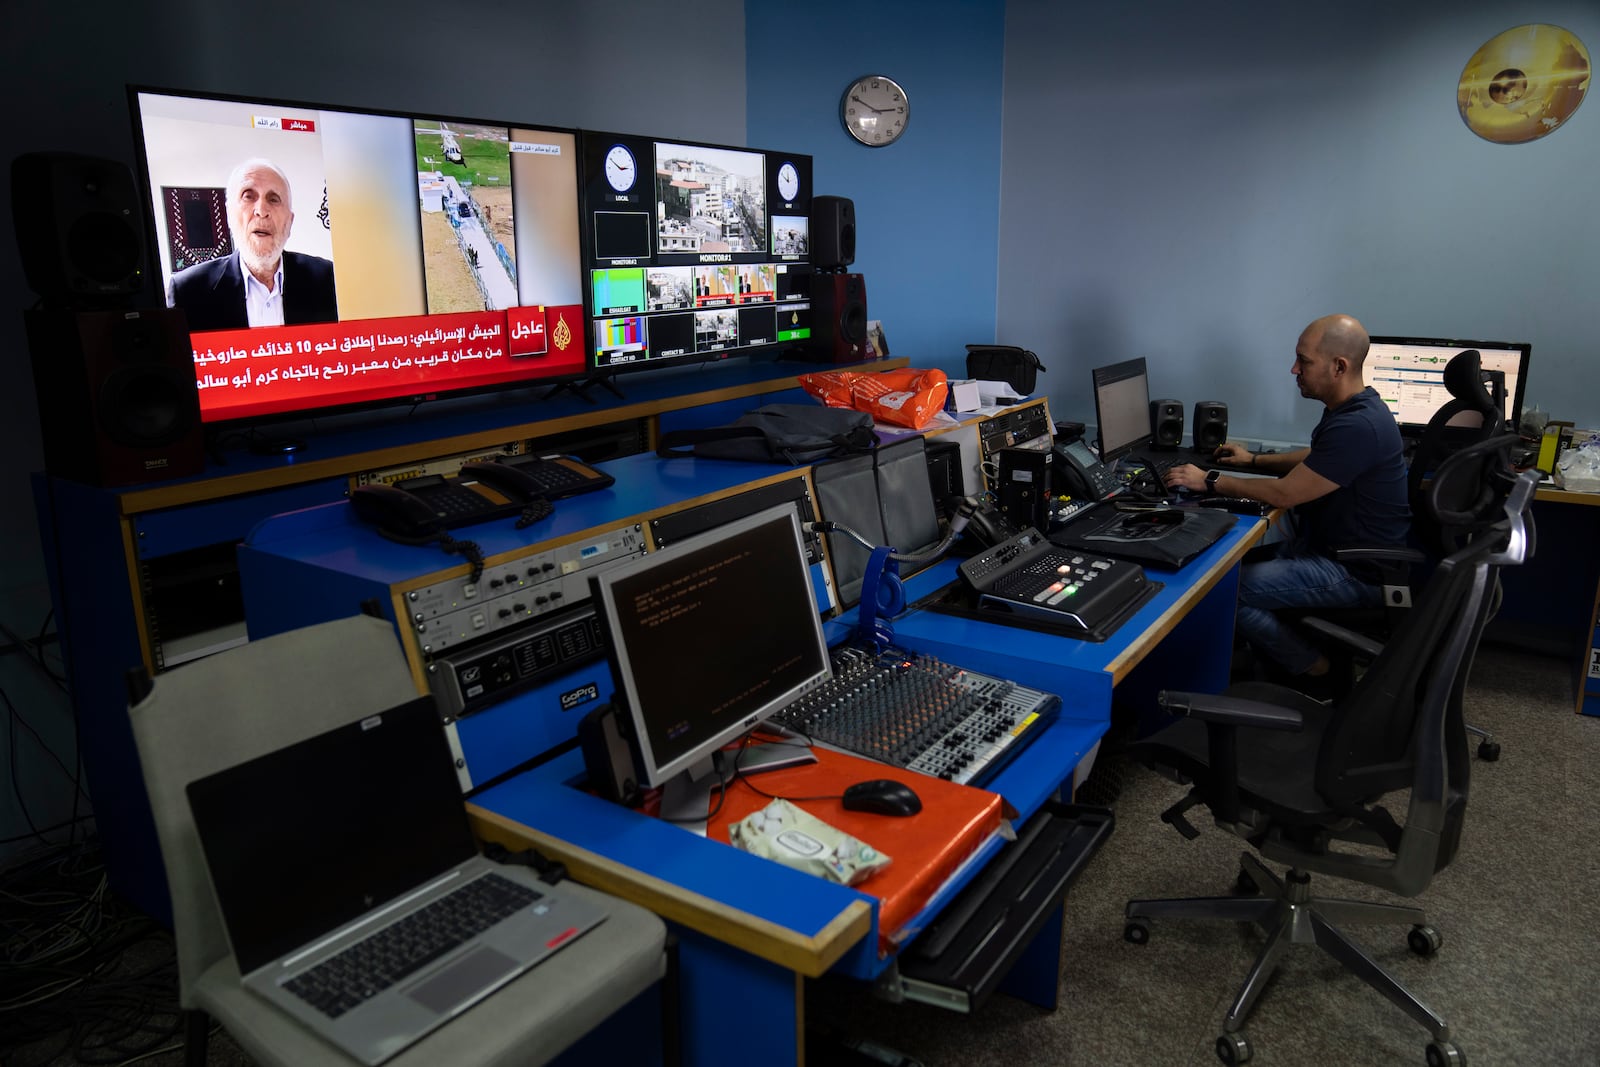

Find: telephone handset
[1053,437,1120,502]
[456,460,546,502]
[350,480,451,538]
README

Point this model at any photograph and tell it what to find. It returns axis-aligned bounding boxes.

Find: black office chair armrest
[1298,616,1383,659]
[1327,544,1424,564]
[1157,690,1301,829]
[1157,690,1303,731]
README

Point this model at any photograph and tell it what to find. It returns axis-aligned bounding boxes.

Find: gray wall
[998,1,1600,445]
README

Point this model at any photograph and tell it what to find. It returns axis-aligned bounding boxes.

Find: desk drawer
[895,802,1113,1012]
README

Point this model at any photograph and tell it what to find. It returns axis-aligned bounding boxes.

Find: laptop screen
[188,696,476,974]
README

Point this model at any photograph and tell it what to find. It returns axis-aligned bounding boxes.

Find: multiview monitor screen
[130,87,588,426]
[1364,336,1531,436]
[578,132,813,376]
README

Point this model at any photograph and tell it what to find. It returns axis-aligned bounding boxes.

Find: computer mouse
[841,779,923,817]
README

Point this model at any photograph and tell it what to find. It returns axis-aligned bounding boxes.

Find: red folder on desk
[705,745,1004,956]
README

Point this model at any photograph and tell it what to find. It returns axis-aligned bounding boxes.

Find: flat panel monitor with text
[587,505,830,790]
[1091,357,1154,464]
[130,87,588,428]
[1364,336,1531,437]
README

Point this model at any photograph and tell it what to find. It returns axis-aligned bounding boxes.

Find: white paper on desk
[875,410,958,435]
[975,379,1025,404]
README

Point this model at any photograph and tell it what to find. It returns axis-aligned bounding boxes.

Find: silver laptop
[187,696,608,1065]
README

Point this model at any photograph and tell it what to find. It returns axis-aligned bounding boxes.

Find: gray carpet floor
[808,643,1600,1065]
[13,646,1598,1066]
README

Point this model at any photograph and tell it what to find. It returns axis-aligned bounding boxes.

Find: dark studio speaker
[12,152,147,307]
[809,273,868,362]
[1193,400,1229,451]
[1149,398,1184,448]
[809,195,856,269]
[23,308,205,486]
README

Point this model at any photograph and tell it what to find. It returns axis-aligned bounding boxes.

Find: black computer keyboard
[284,872,539,1019]
[496,454,616,499]
[766,645,1060,787]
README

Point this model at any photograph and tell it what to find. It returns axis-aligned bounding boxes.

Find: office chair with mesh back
[1308,349,1508,760]
[127,613,675,1067]
[1123,436,1536,1067]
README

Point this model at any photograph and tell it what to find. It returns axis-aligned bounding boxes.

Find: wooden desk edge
[1103,516,1271,684]
[466,804,873,977]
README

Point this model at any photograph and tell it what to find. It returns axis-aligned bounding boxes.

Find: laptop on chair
[187,695,608,1065]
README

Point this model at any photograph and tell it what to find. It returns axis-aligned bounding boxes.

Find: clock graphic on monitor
[604,145,636,192]
[777,161,800,202]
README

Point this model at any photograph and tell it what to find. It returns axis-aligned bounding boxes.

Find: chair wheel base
[1426,1038,1466,1066]
[1408,924,1443,957]
[1216,1032,1252,1064]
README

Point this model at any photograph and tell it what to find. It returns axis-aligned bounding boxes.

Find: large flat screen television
[1364,336,1531,437]
[129,87,589,430]
[577,131,814,378]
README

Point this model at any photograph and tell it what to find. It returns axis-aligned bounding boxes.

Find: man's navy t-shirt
[1296,386,1410,555]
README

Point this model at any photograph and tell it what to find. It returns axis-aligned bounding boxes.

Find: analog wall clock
[840,74,910,147]
[777,161,800,201]
[604,144,636,192]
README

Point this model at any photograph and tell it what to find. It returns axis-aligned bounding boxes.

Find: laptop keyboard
[283,872,540,1018]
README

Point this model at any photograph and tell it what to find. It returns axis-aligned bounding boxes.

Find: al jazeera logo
[552,314,572,352]
[1458,24,1590,144]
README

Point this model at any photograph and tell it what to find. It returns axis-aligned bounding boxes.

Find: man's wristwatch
[1205,468,1223,494]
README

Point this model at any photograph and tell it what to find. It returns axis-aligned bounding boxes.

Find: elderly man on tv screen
[168,158,338,331]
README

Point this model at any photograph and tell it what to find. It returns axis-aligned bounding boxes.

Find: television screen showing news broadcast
[130,88,587,425]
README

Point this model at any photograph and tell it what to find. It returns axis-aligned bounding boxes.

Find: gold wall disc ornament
[1458,24,1590,144]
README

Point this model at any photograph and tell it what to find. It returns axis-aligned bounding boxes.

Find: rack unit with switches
[404,523,646,656]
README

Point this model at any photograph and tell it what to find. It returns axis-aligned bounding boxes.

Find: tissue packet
[728,799,891,886]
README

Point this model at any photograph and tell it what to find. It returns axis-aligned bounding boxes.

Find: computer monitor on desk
[587,505,828,823]
[1365,336,1531,440]
[1091,357,1155,464]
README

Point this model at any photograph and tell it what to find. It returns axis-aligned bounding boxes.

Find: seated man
[1163,313,1410,692]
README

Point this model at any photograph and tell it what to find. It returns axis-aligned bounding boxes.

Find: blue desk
[239,453,1269,1065]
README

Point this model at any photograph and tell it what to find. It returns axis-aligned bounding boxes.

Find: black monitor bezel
[586,504,831,788]
[125,83,591,435]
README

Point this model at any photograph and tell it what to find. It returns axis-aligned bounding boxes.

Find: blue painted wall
[998,1,1600,444]
[747,1,1006,375]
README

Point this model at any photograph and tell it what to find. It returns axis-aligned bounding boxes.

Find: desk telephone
[1052,437,1120,502]
[350,455,616,539]
[350,462,553,539]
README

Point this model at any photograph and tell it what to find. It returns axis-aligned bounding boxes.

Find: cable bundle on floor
[0,837,192,1066]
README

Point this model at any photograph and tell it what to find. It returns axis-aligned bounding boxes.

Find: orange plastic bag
[798,368,949,430]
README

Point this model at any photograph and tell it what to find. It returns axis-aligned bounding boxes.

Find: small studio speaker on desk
[1150,399,1183,447]
[810,273,868,362]
[1193,401,1229,451]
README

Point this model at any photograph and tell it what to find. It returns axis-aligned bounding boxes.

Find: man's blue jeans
[1236,548,1383,676]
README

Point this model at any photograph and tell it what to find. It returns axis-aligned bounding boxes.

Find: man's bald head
[1303,314,1370,370]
